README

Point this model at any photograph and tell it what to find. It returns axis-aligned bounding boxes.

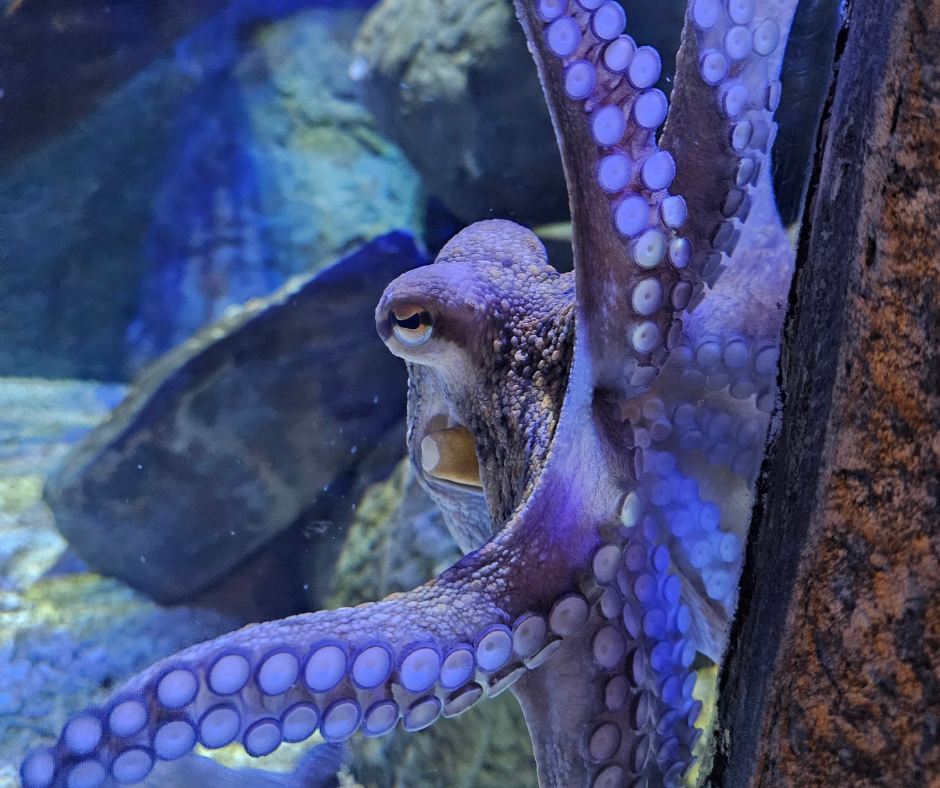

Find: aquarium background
[0,0,830,785]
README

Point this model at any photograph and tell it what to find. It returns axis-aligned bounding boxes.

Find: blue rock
[45,232,427,607]
[0,0,421,380]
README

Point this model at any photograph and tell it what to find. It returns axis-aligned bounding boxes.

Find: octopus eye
[390,306,433,346]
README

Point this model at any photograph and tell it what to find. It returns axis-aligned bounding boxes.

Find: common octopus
[20,0,798,784]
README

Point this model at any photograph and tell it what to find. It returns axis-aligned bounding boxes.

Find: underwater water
[0,0,840,787]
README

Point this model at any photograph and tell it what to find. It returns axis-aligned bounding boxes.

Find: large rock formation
[717,0,940,784]
[0,4,422,380]
[44,233,423,606]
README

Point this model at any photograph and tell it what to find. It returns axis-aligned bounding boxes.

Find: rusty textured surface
[740,0,940,784]
[716,0,940,784]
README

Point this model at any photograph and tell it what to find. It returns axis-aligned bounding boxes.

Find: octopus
[20,0,799,785]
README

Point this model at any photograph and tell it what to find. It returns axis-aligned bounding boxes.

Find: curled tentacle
[18,546,558,788]
[514,0,695,398]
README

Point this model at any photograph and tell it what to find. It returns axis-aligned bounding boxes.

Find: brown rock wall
[753,0,940,784]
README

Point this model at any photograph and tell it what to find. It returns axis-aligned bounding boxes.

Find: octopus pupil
[394,312,424,330]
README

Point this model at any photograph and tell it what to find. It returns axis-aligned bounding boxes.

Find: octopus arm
[616,195,797,661]
[18,511,578,788]
[661,0,799,297]
[597,0,803,666]
[515,0,700,400]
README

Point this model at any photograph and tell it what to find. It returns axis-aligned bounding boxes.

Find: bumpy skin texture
[377,221,576,529]
[21,0,800,787]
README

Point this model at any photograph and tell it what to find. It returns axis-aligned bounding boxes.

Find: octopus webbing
[20,0,798,785]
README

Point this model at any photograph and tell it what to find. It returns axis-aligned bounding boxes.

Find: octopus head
[375,219,576,530]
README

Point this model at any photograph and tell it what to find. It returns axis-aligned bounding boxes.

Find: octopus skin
[20,0,799,786]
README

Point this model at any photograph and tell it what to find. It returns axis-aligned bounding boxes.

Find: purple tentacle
[505,381,709,788]
[662,0,799,297]
[514,524,704,788]
[615,189,794,661]
[514,0,694,398]
[507,2,801,785]
[19,532,571,788]
[619,0,801,664]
